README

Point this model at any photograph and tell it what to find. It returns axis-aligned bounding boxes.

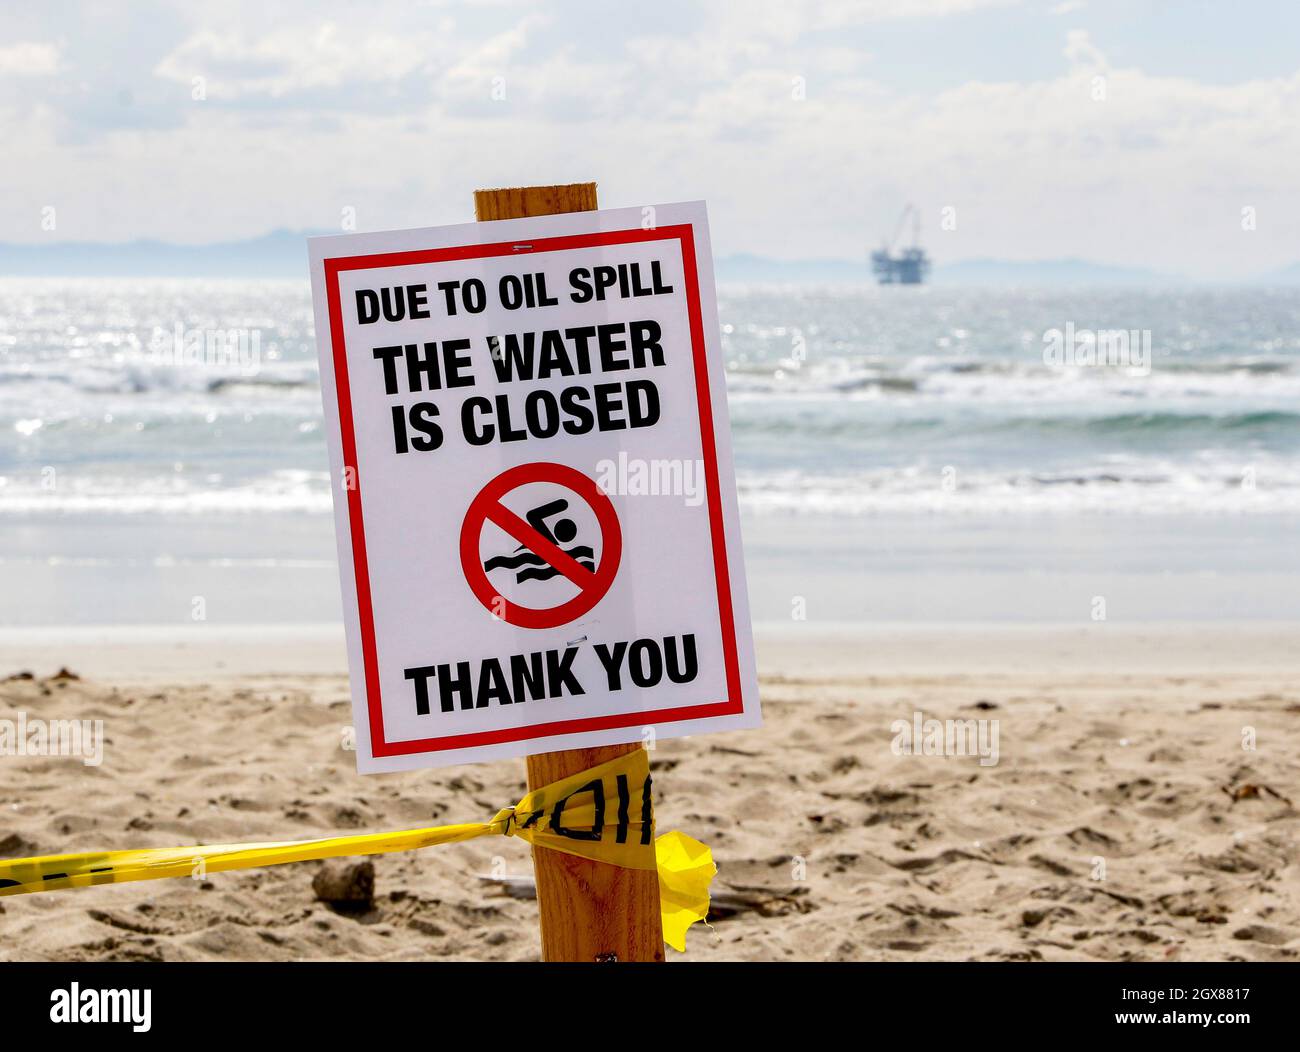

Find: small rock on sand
[312,860,375,910]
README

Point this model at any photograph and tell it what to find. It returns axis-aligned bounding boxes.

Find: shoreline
[3,620,1299,681]
[4,511,1300,629]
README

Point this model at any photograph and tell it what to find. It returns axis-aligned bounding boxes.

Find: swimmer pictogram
[481,498,595,583]
[459,462,622,629]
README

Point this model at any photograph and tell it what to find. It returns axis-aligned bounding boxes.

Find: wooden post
[473,183,665,962]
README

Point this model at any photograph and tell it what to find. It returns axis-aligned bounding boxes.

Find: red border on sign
[323,224,743,757]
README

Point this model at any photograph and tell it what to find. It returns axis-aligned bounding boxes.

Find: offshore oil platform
[871,203,930,285]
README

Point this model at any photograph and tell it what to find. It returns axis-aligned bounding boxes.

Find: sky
[2,0,1298,278]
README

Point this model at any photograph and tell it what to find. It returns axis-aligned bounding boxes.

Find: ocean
[3,278,1299,626]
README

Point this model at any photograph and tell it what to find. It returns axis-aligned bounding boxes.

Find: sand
[1,623,1297,961]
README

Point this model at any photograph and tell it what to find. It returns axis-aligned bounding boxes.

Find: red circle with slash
[460,462,622,629]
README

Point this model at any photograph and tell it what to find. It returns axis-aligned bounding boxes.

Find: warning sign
[309,202,760,771]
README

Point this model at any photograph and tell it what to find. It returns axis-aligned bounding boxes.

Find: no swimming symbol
[459,462,622,629]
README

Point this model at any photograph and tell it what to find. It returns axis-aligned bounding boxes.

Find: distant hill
[0,233,1267,286]
[713,253,867,284]
[714,254,1182,286]
[932,257,1180,286]
[0,230,322,277]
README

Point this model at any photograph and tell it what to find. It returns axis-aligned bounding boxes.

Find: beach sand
[1,623,1297,962]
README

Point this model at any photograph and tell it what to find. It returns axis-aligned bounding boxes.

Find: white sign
[308,202,760,772]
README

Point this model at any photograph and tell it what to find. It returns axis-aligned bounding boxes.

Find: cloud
[153,23,438,100]
[1063,28,1107,70]
[440,13,550,109]
[717,0,1022,30]
[0,42,61,76]
[3,4,1298,278]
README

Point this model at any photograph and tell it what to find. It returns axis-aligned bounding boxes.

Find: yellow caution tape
[0,750,714,952]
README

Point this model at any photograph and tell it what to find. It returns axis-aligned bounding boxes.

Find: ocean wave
[990,409,1300,435]
[728,406,1300,442]
[6,281,1300,523]
[0,357,318,397]
[2,462,1298,518]
[736,466,1300,516]
[0,471,333,516]
[722,358,1300,404]
[6,349,1295,404]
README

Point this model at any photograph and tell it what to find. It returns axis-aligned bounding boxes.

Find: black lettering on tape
[640,774,654,846]
[615,773,631,844]
[549,779,605,842]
